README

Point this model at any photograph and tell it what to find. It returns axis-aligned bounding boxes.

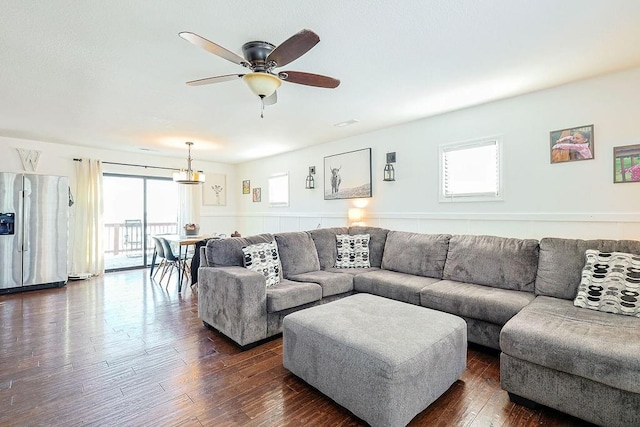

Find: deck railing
[104,221,178,255]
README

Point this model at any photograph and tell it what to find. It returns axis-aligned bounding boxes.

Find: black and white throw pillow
[335,234,370,268]
[573,249,640,317]
[242,240,281,287]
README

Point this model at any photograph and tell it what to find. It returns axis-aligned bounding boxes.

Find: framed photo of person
[613,144,640,183]
[252,187,261,202]
[242,180,250,194]
[550,124,594,164]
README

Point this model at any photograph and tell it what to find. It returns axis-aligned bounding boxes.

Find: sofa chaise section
[500,237,640,427]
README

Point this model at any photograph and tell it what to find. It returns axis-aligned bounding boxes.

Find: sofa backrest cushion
[309,227,349,269]
[349,226,389,268]
[382,231,451,278]
[205,233,274,267]
[274,231,321,277]
[535,237,640,300]
[443,234,539,292]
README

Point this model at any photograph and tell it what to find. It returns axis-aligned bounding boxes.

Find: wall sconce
[383,152,396,182]
[305,166,316,189]
[348,207,365,226]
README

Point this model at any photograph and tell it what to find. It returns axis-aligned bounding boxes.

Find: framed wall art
[252,187,261,202]
[202,173,226,206]
[324,148,372,200]
[613,144,640,183]
[242,179,250,194]
[550,124,594,164]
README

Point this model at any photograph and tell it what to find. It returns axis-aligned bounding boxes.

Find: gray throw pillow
[574,249,640,317]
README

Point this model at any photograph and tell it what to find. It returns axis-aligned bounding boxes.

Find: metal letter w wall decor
[16,148,42,172]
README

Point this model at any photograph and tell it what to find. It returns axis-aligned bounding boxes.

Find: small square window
[268,173,289,207]
[439,138,502,202]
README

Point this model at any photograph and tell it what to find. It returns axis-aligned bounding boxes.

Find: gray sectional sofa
[197,226,640,427]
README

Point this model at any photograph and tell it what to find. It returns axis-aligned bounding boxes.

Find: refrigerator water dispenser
[0,213,15,235]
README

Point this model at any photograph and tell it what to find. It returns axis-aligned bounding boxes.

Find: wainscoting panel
[226,212,640,241]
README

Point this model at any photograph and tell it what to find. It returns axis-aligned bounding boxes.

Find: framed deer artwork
[324,148,372,200]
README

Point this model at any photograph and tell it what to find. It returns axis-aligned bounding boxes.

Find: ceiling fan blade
[280,71,340,88]
[263,91,277,106]
[179,32,248,66]
[186,74,244,86]
[267,29,320,67]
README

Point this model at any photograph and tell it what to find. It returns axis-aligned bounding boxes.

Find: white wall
[236,66,640,240]
[0,137,239,244]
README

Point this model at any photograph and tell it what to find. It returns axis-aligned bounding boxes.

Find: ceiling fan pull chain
[260,97,265,118]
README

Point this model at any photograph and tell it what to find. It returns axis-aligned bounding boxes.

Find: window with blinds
[268,173,289,207]
[439,138,502,202]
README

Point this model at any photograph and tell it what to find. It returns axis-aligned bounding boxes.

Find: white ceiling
[2,1,640,164]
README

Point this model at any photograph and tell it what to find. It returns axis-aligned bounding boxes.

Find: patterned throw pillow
[573,249,640,317]
[242,240,281,287]
[335,234,370,268]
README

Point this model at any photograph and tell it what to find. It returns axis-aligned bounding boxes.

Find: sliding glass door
[103,174,178,271]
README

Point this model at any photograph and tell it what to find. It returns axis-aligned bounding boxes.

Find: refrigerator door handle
[17,190,24,253]
[22,189,30,252]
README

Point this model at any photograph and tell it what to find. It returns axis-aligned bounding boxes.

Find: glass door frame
[103,173,175,272]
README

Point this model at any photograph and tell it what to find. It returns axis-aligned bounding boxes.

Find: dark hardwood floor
[0,270,592,426]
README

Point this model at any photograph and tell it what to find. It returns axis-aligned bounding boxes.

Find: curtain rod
[73,158,178,172]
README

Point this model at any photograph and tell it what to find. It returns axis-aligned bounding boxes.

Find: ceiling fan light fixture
[173,142,205,185]
[242,72,282,98]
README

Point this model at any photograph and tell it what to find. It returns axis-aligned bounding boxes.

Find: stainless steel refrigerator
[0,173,68,293]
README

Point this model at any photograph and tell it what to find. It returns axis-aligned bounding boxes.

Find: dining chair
[150,236,168,280]
[159,237,190,286]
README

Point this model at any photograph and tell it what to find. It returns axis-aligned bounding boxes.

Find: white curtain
[71,159,104,276]
[178,184,201,233]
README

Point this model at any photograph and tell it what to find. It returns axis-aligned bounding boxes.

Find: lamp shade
[348,208,364,225]
[242,72,282,98]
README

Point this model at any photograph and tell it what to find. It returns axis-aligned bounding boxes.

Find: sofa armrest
[197,266,268,347]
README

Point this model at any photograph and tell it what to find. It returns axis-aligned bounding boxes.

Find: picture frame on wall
[202,173,226,206]
[242,180,250,194]
[613,144,640,183]
[550,124,594,164]
[252,187,261,202]
[324,148,372,200]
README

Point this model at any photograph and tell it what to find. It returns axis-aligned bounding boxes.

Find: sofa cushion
[535,237,640,300]
[420,279,535,326]
[309,227,348,269]
[500,296,640,394]
[443,235,539,292]
[274,231,321,277]
[349,226,389,268]
[266,279,322,313]
[573,249,640,317]
[324,266,380,276]
[205,233,274,267]
[287,270,354,297]
[353,269,440,305]
[242,241,281,287]
[382,231,451,278]
[335,234,370,268]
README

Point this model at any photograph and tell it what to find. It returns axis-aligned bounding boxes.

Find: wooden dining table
[154,234,217,292]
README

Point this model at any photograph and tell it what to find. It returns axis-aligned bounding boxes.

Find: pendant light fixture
[173,142,205,185]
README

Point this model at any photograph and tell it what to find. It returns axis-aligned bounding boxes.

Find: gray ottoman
[283,293,467,427]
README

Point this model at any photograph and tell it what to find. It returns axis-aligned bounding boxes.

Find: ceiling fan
[179,29,340,117]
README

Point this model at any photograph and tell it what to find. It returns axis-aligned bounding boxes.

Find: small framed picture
[202,173,226,206]
[550,125,594,164]
[252,187,261,202]
[242,180,250,194]
[613,144,640,183]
